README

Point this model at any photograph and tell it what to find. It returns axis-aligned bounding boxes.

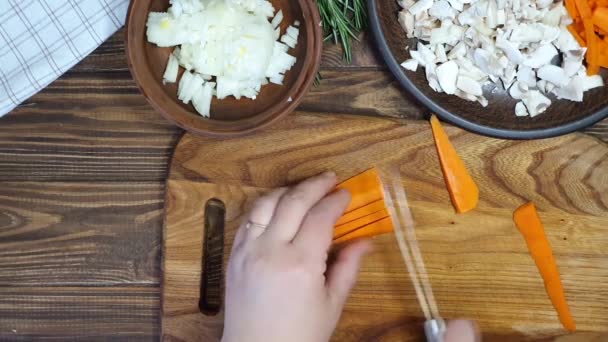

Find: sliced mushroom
[436,60,460,94]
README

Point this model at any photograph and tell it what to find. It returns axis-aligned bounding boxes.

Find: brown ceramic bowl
[369,0,608,139]
[126,0,322,137]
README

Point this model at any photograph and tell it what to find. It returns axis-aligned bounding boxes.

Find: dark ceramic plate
[368,0,608,139]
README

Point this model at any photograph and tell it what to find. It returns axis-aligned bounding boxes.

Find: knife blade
[380,167,446,342]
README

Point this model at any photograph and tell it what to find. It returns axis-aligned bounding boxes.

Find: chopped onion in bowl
[146,0,299,118]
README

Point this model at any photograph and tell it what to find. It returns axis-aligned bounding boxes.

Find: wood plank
[0,286,159,341]
[163,114,608,341]
[0,182,163,286]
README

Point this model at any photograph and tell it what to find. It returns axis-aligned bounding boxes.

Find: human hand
[221,171,372,342]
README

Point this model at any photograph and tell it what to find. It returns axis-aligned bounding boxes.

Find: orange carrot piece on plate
[333,209,389,240]
[568,25,587,47]
[335,199,386,226]
[513,202,576,332]
[593,8,608,33]
[333,216,394,245]
[429,115,479,213]
[336,167,385,213]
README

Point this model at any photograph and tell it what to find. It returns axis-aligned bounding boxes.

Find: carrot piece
[336,168,385,213]
[335,199,386,226]
[565,0,579,21]
[568,25,587,47]
[513,203,576,332]
[575,0,601,74]
[333,209,389,240]
[332,217,393,245]
[593,8,608,33]
[429,115,479,213]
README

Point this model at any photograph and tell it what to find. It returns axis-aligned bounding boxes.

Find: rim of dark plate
[367,0,608,140]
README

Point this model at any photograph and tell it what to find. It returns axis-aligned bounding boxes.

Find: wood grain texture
[163,113,608,342]
[0,286,159,341]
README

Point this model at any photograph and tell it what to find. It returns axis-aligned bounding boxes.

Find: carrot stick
[332,216,393,245]
[335,199,386,226]
[429,115,479,213]
[593,8,608,33]
[336,168,385,213]
[565,0,579,20]
[568,25,587,47]
[513,202,576,332]
[575,0,601,74]
[333,209,389,240]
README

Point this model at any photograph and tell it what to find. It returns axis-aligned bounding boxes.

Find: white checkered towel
[0,0,129,117]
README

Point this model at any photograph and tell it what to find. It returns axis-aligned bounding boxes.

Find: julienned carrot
[574,0,601,74]
[335,199,386,226]
[333,216,393,245]
[567,25,587,47]
[336,168,385,213]
[593,8,608,33]
[513,202,576,332]
[565,0,579,20]
[429,115,479,214]
[333,209,389,240]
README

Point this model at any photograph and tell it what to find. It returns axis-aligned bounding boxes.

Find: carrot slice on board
[332,216,393,245]
[336,168,385,213]
[513,202,576,332]
[429,115,479,213]
[333,209,389,240]
[335,199,386,226]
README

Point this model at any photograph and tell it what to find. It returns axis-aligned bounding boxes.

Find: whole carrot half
[513,202,576,332]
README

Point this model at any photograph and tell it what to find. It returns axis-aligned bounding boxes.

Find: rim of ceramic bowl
[367,0,608,140]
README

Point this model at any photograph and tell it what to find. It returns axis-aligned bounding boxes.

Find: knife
[380,167,446,342]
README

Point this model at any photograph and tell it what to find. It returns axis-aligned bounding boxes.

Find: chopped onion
[271,9,283,28]
[163,49,180,83]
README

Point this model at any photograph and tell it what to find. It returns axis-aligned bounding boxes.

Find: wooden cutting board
[162,113,608,342]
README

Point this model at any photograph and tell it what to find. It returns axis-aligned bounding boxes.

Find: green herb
[316,0,367,63]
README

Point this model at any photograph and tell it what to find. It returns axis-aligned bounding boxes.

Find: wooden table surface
[0,29,606,341]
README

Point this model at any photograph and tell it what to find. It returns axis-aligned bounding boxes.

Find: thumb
[326,239,372,308]
[444,320,480,342]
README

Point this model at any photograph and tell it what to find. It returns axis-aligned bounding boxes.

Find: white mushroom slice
[455,89,478,102]
[408,0,434,15]
[435,44,448,63]
[552,76,584,101]
[537,65,569,87]
[457,75,483,96]
[418,43,437,64]
[429,0,457,20]
[447,0,464,11]
[447,42,467,59]
[430,22,465,46]
[477,95,489,107]
[522,90,551,117]
[436,61,459,94]
[401,58,419,71]
[409,50,428,67]
[515,101,528,116]
[426,64,443,92]
[496,35,524,64]
[398,11,416,38]
[399,0,417,9]
[523,44,558,68]
[516,66,536,87]
[582,75,605,91]
[562,49,586,77]
[509,80,528,99]
[486,0,498,28]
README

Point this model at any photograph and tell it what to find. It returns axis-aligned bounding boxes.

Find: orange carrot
[513,203,576,332]
[336,168,385,213]
[565,0,580,19]
[335,199,386,226]
[333,217,393,245]
[593,8,608,33]
[568,24,587,47]
[429,115,479,214]
[333,209,389,240]
[575,0,601,74]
